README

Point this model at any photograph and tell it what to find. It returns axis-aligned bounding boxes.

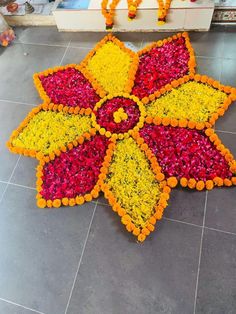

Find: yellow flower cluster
[113,108,128,123]
[12,110,92,155]
[105,137,161,228]
[87,42,132,94]
[146,81,228,123]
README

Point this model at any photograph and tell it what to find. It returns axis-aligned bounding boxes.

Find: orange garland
[127,0,142,20]
[101,0,121,29]
[157,0,172,25]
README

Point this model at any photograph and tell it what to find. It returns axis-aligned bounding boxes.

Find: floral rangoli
[7,32,236,242]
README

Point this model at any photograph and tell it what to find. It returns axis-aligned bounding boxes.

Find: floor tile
[215,100,236,133]
[222,32,236,59]
[115,32,144,51]
[205,188,236,234]
[69,32,107,48]
[165,187,206,226]
[0,182,7,201]
[0,101,33,181]
[221,59,236,86]
[0,185,95,314]
[196,229,236,314]
[66,204,201,314]
[97,194,109,206]
[61,47,90,65]
[190,31,225,57]
[196,57,221,80]
[10,157,38,189]
[0,43,66,104]
[216,131,236,157]
[225,25,236,33]
[0,299,41,314]
[14,26,71,47]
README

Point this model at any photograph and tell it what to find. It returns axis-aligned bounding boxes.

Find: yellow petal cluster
[146,81,228,123]
[105,137,161,228]
[12,110,92,155]
[113,108,128,123]
[87,42,132,94]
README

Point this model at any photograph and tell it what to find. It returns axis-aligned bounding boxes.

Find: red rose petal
[96,97,140,133]
[41,135,109,200]
[140,124,233,181]
[39,67,100,108]
[132,38,190,99]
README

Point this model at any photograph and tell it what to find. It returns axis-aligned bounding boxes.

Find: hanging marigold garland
[101,0,121,30]
[101,0,198,29]
[127,0,143,20]
[157,0,172,25]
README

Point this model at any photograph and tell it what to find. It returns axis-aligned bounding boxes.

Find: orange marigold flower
[167,177,178,188]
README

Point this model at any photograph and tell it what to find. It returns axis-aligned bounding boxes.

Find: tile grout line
[64,201,98,314]
[193,191,208,314]
[162,216,202,229]
[0,156,21,203]
[219,34,224,83]
[59,39,71,66]
[0,99,35,106]
[196,55,236,60]
[0,180,36,191]
[0,297,45,314]
[215,129,236,135]
[204,226,236,236]
[14,40,95,50]
[14,41,69,48]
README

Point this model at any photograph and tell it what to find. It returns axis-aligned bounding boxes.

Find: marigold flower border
[6,102,95,158]
[80,33,139,95]
[91,92,146,140]
[34,127,171,242]
[6,31,236,242]
[144,73,236,130]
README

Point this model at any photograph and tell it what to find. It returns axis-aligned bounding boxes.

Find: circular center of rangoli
[92,95,145,138]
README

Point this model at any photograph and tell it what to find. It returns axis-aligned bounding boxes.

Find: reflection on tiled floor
[0,26,235,314]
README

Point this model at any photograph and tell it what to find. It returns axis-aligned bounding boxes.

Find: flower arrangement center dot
[113,108,128,123]
[93,95,145,136]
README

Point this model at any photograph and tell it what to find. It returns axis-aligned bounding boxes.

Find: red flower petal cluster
[132,38,190,98]
[41,135,109,200]
[40,68,100,108]
[140,124,232,181]
[96,97,140,133]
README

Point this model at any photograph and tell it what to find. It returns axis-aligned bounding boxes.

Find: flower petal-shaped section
[145,75,236,129]
[83,34,139,94]
[37,134,110,208]
[140,124,236,190]
[100,137,171,241]
[34,65,102,108]
[7,104,93,158]
[132,32,196,100]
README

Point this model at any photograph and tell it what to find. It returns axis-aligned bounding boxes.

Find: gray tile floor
[0,26,235,314]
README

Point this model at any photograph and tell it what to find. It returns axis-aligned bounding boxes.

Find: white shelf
[53,0,215,32]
